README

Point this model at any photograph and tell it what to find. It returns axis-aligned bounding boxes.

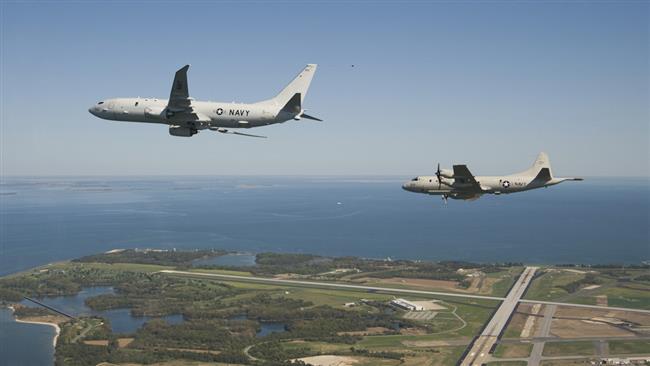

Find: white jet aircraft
[89,64,320,138]
[402,152,583,204]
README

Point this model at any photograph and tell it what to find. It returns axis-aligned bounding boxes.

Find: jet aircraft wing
[452,165,482,190]
[168,65,191,111]
[165,65,210,123]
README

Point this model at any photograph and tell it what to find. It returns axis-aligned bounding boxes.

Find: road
[500,335,650,344]
[528,304,556,366]
[519,299,650,314]
[458,266,538,366]
[71,320,99,343]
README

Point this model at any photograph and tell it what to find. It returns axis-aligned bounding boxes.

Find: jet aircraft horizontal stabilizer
[283,93,323,122]
[300,113,323,121]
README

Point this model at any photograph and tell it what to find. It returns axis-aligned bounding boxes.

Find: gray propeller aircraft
[89,64,320,138]
[402,152,583,204]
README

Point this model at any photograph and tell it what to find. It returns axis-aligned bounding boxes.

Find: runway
[458,266,538,366]
[159,270,506,301]
[159,269,650,314]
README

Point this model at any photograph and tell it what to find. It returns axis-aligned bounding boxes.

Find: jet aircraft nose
[88,100,107,117]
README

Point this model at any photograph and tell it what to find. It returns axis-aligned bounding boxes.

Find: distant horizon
[1,174,649,179]
[2,176,648,276]
[8,248,650,275]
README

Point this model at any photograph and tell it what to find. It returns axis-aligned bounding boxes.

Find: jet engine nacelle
[169,126,197,137]
[439,169,454,178]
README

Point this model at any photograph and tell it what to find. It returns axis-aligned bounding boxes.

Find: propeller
[209,127,267,138]
[435,163,442,190]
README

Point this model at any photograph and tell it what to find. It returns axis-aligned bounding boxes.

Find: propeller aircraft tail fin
[532,167,552,183]
[522,152,553,177]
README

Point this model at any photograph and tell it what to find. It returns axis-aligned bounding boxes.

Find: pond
[229,315,287,337]
[19,286,183,334]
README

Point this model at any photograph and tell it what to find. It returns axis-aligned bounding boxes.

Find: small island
[1,249,649,366]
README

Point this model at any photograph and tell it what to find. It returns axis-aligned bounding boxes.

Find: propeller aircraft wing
[452,165,483,190]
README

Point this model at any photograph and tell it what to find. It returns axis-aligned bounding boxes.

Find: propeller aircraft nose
[402,181,416,192]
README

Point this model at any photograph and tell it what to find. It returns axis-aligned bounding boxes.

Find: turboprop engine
[438,168,454,179]
[169,126,197,137]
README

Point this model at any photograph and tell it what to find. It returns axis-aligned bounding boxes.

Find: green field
[283,287,394,307]
[609,340,650,355]
[493,342,533,358]
[488,267,524,297]
[78,262,173,273]
[426,346,467,366]
[540,360,592,366]
[541,341,595,357]
[525,270,585,301]
[588,286,650,309]
[265,339,466,365]
[525,268,650,310]
[282,340,350,354]
[190,268,254,277]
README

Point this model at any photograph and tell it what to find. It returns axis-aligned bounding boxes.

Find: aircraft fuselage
[88,64,319,138]
[89,97,295,130]
[402,174,563,197]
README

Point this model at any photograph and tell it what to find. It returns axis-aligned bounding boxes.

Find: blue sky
[1,1,648,176]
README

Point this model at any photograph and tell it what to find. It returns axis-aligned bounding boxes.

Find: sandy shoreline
[7,306,60,348]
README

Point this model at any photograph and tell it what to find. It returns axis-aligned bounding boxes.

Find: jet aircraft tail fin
[281,93,302,115]
[272,64,317,106]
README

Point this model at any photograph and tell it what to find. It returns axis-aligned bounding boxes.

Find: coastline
[7,306,60,348]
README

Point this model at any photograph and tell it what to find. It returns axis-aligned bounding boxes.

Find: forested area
[74,249,225,266]
[197,252,521,282]
[1,249,511,365]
